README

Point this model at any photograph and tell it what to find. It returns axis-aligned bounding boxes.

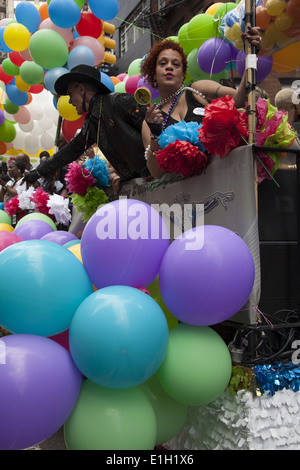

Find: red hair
[140,39,187,87]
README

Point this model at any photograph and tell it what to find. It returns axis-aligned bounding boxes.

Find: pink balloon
[13,106,31,124]
[117,73,128,81]
[70,36,104,66]
[39,18,73,47]
[20,47,33,62]
[125,74,141,94]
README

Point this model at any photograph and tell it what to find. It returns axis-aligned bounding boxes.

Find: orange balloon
[26,92,32,105]
[0,141,7,154]
[272,40,300,72]
[39,3,49,22]
[256,5,272,30]
[110,76,121,85]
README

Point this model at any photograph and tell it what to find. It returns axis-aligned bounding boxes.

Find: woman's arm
[142,111,164,179]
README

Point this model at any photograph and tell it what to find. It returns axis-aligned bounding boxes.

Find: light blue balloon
[0,240,94,336]
[69,286,169,389]
[0,26,12,53]
[67,46,95,70]
[100,71,115,92]
[48,0,81,29]
[15,1,41,33]
[5,84,28,106]
[44,67,69,94]
[88,0,119,21]
[63,240,81,249]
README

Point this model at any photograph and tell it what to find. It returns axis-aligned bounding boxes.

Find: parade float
[1,0,300,452]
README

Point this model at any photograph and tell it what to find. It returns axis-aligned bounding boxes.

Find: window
[120,0,148,55]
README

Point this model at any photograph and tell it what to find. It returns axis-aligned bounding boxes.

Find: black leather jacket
[31,93,149,182]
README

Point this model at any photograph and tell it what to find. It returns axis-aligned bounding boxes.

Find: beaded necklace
[155,85,206,131]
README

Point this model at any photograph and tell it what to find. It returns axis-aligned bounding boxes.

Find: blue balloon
[63,240,81,248]
[15,1,41,33]
[0,25,12,53]
[5,84,28,106]
[67,46,95,70]
[69,286,169,389]
[44,67,69,94]
[0,240,94,336]
[88,0,119,21]
[48,0,81,29]
[100,71,115,92]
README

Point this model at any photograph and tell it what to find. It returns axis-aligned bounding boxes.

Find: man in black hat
[24,65,149,186]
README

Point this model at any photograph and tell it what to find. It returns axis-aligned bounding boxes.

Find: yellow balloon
[57,95,81,121]
[274,12,293,31]
[0,223,14,232]
[3,23,31,52]
[68,243,82,262]
[261,31,275,49]
[266,0,286,16]
[206,2,224,15]
[231,22,242,40]
[15,74,31,92]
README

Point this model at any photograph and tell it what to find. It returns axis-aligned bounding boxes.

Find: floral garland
[156,121,208,177]
[4,186,71,226]
[64,156,110,222]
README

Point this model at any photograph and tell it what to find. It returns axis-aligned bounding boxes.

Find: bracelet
[150,134,159,141]
[289,164,297,170]
[144,145,156,161]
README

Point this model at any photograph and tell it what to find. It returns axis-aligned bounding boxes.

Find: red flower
[30,187,50,216]
[65,161,96,196]
[256,150,277,184]
[156,140,207,177]
[4,196,20,216]
[198,95,249,158]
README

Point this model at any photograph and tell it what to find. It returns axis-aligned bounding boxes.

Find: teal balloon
[157,324,232,406]
[0,240,94,336]
[64,380,157,450]
[139,374,188,445]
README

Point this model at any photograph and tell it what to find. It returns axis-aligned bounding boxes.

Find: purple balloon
[197,38,232,74]
[236,51,273,83]
[14,220,54,240]
[81,199,169,289]
[159,225,255,326]
[40,230,78,245]
[137,77,160,100]
[0,109,5,126]
[0,334,82,450]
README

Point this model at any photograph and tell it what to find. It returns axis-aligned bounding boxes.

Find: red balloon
[9,51,25,67]
[49,330,70,352]
[0,65,14,85]
[0,231,23,252]
[29,84,44,94]
[62,113,86,142]
[76,11,103,38]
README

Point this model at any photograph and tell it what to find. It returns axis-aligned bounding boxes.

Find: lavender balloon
[14,219,54,240]
[159,225,255,326]
[41,230,78,246]
[81,199,169,289]
[197,38,232,74]
[236,51,273,83]
[0,334,82,450]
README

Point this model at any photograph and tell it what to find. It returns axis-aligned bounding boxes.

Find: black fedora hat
[54,64,111,96]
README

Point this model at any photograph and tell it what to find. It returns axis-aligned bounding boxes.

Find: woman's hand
[241,26,262,50]
[145,104,164,136]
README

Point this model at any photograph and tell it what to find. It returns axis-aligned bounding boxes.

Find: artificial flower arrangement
[64,156,110,222]
[4,186,72,226]
[155,95,296,183]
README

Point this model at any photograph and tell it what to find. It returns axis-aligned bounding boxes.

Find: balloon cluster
[0,0,119,157]
[0,199,255,450]
[221,0,300,73]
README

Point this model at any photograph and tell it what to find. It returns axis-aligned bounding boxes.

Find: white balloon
[38,115,53,130]
[40,133,55,150]
[13,132,26,150]
[19,121,34,133]
[24,134,39,155]
[29,105,43,121]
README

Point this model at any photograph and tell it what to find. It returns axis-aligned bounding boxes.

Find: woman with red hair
[141,31,261,179]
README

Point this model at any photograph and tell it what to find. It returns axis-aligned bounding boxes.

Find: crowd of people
[0,26,299,231]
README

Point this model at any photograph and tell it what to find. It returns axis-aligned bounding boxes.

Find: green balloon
[214,3,237,21]
[2,58,19,76]
[64,381,157,450]
[128,58,142,77]
[114,81,126,93]
[187,14,218,49]
[165,36,179,43]
[29,30,69,70]
[20,61,44,86]
[4,98,19,115]
[0,120,16,143]
[15,212,57,231]
[0,210,11,225]
[178,23,194,55]
[147,277,178,330]
[139,374,188,445]
[73,0,86,7]
[157,324,232,406]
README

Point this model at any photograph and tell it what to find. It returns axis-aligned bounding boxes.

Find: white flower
[17,187,36,210]
[47,194,71,225]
